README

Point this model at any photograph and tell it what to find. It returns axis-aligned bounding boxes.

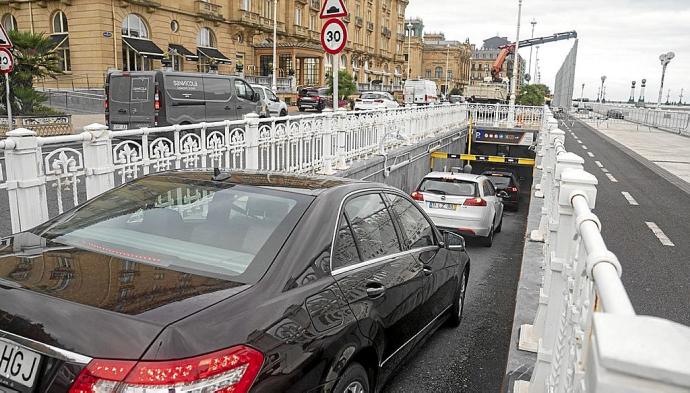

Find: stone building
[402,18,472,96]
[470,35,525,88]
[0,0,409,97]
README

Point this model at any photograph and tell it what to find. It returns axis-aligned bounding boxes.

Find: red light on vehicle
[464,198,487,207]
[69,346,263,393]
[154,89,161,110]
[411,191,424,201]
[104,99,109,111]
[510,187,518,192]
[457,228,476,235]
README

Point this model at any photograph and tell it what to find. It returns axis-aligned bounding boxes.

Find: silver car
[411,172,506,246]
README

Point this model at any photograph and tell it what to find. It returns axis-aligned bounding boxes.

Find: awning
[122,37,165,59]
[49,33,69,49]
[197,46,231,64]
[168,44,198,61]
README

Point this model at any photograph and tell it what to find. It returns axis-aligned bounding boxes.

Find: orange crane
[491,31,577,82]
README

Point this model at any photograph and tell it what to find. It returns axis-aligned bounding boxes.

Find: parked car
[252,84,289,118]
[481,170,520,211]
[606,109,624,119]
[449,95,465,104]
[576,107,589,114]
[0,170,470,393]
[297,87,348,112]
[106,71,262,130]
[404,79,439,106]
[411,172,505,247]
[354,92,400,110]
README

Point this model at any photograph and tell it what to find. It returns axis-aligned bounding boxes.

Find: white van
[404,79,438,106]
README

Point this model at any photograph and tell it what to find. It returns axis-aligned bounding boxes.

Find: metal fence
[514,108,690,393]
[571,102,690,136]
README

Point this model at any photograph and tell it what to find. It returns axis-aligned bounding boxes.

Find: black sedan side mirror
[444,231,465,251]
[497,191,509,199]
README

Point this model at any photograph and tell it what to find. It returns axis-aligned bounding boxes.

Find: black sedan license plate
[429,202,456,210]
[0,340,42,391]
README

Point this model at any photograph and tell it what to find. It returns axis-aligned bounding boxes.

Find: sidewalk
[71,114,105,133]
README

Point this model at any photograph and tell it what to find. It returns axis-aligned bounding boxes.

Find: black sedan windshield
[33,176,311,282]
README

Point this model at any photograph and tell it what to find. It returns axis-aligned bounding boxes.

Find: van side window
[234,80,253,101]
[204,78,232,101]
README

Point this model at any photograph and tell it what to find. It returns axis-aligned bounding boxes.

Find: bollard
[244,113,261,170]
[320,109,336,175]
[82,123,115,199]
[334,110,349,170]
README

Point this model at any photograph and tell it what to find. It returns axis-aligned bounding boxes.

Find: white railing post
[320,109,335,175]
[244,113,261,170]
[529,168,598,393]
[493,103,500,127]
[531,128,564,242]
[334,110,349,170]
[4,128,48,233]
[82,123,115,199]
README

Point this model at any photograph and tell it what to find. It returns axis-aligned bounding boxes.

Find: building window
[51,11,70,72]
[121,14,152,71]
[1,14,17,32]
[447,70,453,79]
[309,13,317,30]
[295,7,302,26]
[324,54,332,76]
[435,67,443,79]
[262,0,275,19]
[260,55,272,76]
[241,0,252,11]
[340,54,347,70]
[425,69,431,78]
[170,20,179,32]
[304,58,319,85]
[197,27,217,72]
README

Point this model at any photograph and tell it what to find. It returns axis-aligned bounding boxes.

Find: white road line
[605,173,618,182]
[587,152,595,157]
[621,192,639,206]
[645,222,675,246]
[595,161,604,168]
[577,140,583,144]
[582,145,588,150]
[601,168,609,173]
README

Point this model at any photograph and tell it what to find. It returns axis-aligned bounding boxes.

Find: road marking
[595,161,604,168]
[605,173,618,182]
[645,222,675,246]
[582,145,588,150]
[577,140,582,144]
[621,192,638,206]
[587,152,595,157]
[601,168,609,173]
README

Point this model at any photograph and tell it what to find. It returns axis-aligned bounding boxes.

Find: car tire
[447,268,468,328]
[333,362,370,393]
[298,107,304,112]
[480,225,494,247]
[280,109,288,117]
[496,214,503,233]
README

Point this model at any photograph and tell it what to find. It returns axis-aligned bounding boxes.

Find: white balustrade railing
[573,102,690,136]
[515,107,690,393]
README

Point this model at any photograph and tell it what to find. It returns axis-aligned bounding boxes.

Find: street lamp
[599,75,606,102]
[580,83,585,104]
[656,51,675,109]
[271,0,278,93]
[527,18,536,85]
[508,0,523,126]
[444,44,450,99]
[406,22,413,79]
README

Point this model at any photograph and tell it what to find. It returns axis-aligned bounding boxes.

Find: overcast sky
[407,0,690,103]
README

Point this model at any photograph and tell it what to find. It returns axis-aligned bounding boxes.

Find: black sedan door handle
[236,106,243,110]
[225,105,232,110]
[423,264,433,276]
[118,109,127,113]
[365,282,385,298]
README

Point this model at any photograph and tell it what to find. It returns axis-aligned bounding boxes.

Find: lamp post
[580,83,585,104]
[444,44,450,99]
[629,81,636,103]
[406,22,413,79]
[599,75,606,102]
[508,0,523,126]
[657,51,674,109]
[527,18,536,84]
[638,78,647,105]
[271,0,278,93]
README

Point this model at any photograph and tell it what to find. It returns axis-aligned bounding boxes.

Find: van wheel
[333,363,370,393]
[280,109,288,117]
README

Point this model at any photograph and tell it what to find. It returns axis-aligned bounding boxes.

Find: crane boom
[491,31,577,82]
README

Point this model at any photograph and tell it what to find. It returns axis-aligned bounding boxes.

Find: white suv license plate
[429,202,456,210]
[0,341,42,389]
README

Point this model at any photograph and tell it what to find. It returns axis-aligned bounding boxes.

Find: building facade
[403,18,472,96]
[0,0,409,95]
[471,35,525,88]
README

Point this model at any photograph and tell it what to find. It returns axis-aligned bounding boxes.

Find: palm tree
[1,30,62,115]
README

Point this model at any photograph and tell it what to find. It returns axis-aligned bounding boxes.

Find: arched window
[51,11,70,71]
[435,67,443,79]
[121,14,149,38]
[197,27,216,47]
[1,14,17,32]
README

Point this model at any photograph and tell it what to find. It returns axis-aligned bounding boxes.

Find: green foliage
[516,84,550,106]
[326,70,358,99]
[449,87,463,96]
[0,30,63,115]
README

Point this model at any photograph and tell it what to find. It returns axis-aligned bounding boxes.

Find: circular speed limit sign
[321,18,348,55]
[0,48,13,74]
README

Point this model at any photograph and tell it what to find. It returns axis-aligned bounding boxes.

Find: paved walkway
[71,114,105,133]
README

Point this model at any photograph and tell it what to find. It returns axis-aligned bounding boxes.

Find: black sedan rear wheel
[334,362,370,393]
[447,268,468,327]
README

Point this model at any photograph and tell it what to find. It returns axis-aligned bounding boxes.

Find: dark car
[606,109,624,119]
[0,171,470,393]
[298,87,329,112]
[481,170,520,210]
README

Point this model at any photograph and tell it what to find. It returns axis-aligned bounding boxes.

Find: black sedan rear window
[486,175,512,188]
[33,176,311,283]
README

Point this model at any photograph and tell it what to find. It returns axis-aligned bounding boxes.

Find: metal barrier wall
[514,107,690,393]
[572,102,690,136]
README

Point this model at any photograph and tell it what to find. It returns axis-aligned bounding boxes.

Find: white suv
[411,172,506,246]
[252,85,289,118]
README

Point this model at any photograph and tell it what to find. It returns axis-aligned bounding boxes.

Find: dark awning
[49,33,69,49]
[169,44,198,61]
[123,37,165,59]
[197,46,231,64]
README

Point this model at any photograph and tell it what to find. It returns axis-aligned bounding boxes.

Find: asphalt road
[561,119,690,326]
[383,190,531,393]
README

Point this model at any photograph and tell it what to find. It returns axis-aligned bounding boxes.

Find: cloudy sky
[407,0,690,103]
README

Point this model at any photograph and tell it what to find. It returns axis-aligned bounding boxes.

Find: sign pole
[5,71,10,131]
[333,54,339,110]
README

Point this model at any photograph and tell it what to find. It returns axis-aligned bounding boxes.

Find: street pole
[271,0,278,93]
[580,83,585,105]
[5,73,12,131]
[680,88,684,105]
[527,18,536,84]
[444,44,450,99]
[534,45,540,83]
[407,22,413,79]
[333,55,339,110]
[508,0,523,126]
[599,75,606,103]
[656,51,674,109]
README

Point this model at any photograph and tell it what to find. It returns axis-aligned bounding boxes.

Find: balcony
[195,0,224,22]
[397,32,406,41]
[380,49,391,59]
[309,0,320,10]
[238,10,261,27]
[395,53,405,62]
[367,21,374,31]
[294,24,308,38]
[355,16,363,27]
[342,14,351,23]
[308,30,320,42]
[381,27,391,38]
[354,43,365,52]
[118,0,160,11]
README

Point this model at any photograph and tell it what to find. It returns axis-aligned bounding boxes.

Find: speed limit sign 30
[321,18,348,55]
[0,48,13,74]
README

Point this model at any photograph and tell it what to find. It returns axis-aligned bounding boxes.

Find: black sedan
[0,171,470,393]
[482,169,521,211]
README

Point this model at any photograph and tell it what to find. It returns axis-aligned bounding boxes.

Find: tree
[326,70,358,99]
[449,87,463,96]
[516,84,550,106]
[0,30,63,115]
